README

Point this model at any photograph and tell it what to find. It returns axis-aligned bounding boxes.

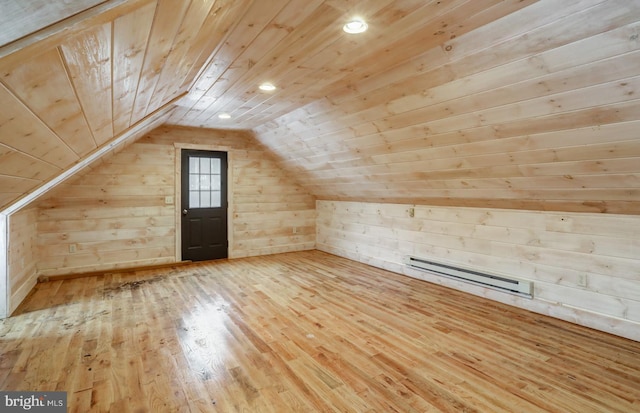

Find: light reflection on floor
[177,301,231,382]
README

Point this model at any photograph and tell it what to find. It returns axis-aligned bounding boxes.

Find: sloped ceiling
[1,0,640,214]
[0,0,248,211]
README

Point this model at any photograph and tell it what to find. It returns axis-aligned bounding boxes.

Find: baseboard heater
[404,255,533,298]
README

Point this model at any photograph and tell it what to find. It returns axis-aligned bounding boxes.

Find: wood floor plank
[1,250,639,412]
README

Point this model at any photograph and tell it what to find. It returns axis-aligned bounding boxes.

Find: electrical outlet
[69,244,77,253]
[164,196,174,205]
[292,227,298,234]
[577,274,587,287]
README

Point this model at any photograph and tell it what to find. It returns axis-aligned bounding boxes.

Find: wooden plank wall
[316,200,640,341]
[7,206,38,313]
[160,127,317,259]
[35,126,315,276]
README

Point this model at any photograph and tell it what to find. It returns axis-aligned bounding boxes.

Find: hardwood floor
[1,250,639,412]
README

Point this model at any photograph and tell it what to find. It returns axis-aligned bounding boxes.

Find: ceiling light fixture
[259,82,276,91]
[218,113,231,119]
[343,18,368,34]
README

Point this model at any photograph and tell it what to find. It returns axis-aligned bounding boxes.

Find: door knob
[182,209,188,215]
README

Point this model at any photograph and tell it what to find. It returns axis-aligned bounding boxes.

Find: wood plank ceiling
[1,0,640,214]
[0,0,248,210]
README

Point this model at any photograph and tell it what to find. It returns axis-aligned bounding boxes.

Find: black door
[181,150,228,261]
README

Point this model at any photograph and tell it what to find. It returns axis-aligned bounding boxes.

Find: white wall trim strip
[0,213,8,319]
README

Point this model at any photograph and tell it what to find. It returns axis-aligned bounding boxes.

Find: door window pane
[189,174,199,190]
[189,158,199,173]
[211,158,220,174]
[200,191,211,208]
[212,191,221,207]
[200,157,211,174]
[200,174,211,190]
[189,191,200,208]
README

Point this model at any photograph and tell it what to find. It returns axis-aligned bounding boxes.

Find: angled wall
[6,206,38,314]
[317,200,640,341]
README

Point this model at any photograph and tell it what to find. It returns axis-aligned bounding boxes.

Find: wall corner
[0,213,8,319]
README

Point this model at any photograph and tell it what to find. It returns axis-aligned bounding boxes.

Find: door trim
[174,143,234,261]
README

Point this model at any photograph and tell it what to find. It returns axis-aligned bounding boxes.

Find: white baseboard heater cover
[404,255,533,298]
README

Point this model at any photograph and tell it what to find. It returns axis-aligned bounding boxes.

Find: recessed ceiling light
[343,18,367,34]
[259,82,276,91]
[218,113,231,119]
